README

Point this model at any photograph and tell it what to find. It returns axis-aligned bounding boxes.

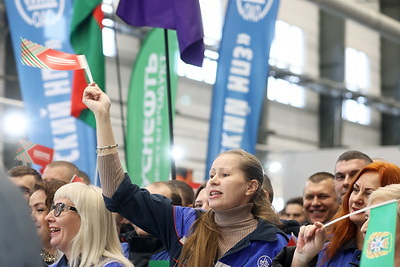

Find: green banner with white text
[126,28,179,186]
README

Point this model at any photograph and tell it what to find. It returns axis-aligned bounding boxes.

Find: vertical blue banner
[4,0,97,180]
[206,0,280,174]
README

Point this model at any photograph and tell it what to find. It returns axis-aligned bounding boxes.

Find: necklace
[41,250,58,265]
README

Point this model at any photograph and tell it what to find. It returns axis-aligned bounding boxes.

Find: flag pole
[112,16,127,165]
[163,29,177,180]
[323,198,399,228]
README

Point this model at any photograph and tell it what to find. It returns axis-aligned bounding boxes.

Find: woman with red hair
[276,161,400,266]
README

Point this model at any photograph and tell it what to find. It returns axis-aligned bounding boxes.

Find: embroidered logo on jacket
[257,255,272,267]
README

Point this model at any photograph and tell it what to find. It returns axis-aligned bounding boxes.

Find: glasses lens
[56,203,64,217]
[50,203,63,217]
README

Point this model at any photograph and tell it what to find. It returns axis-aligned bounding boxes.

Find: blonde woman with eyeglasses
[45,182,133,267]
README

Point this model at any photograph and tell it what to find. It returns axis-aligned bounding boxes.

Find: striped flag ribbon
[14,139,54,167]
[15,139,35,164]
[20,38,93,82]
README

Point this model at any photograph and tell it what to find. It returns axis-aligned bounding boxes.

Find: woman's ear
[245,179,259,196]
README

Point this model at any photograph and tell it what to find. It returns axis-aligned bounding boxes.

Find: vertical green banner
[126,28,179,186]
[361,201,397,267]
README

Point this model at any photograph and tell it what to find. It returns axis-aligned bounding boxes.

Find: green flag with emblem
[361,201,397,267]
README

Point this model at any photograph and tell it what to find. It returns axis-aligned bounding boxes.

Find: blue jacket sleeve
[103,174,178,250]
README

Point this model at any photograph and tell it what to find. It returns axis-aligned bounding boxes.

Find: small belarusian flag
[20,38,93,82]
[15,139,54,167]
[70,0,105,127]
[360,201,398,267]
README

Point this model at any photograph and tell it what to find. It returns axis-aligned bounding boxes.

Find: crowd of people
[3,83,400,267]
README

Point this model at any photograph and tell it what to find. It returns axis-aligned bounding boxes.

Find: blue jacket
[105,174,288,266]
[317,239,360,267]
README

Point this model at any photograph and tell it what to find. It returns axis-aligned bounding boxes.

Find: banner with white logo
[125,28,179,186]
[4,0,97,180]
[206,0,280,173]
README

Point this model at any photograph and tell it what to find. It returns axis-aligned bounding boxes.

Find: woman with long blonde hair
[45,183,133,267]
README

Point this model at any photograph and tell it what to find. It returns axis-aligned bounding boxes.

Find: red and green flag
[20,38,91,74]
[125,28,179,186]
[361,201,398,267]
[15,139,54,168]
[70,0,105,127]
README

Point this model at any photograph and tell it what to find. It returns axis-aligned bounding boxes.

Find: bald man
[42,161,79,184]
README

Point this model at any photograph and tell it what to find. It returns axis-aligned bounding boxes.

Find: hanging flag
[360,201,398,267]
[70,0,105,127]
[125,28,179,186]
[4,0,98,182]
[205,0,280,174]
[15,140,54,168]
[20,38,93,80]
[116,0,204,67]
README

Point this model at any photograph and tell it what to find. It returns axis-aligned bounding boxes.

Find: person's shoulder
[252,219,289,243]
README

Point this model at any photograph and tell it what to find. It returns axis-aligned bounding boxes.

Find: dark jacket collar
[223,219,288,257]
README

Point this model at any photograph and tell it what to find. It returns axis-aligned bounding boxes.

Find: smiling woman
[29,179,66,266]
[278,161,400,267]
[321,161,400,266]
[45,183,133,267]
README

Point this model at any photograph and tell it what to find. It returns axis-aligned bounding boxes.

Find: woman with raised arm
[83,83,288,266]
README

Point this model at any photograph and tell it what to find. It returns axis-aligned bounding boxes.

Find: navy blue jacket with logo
[104,174,288,266]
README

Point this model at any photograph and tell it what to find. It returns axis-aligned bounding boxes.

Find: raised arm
[82,83,124,197]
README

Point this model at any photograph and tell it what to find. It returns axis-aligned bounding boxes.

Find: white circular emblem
[14,0,65,28]
[257,255,272,267]
[236,0,274,22]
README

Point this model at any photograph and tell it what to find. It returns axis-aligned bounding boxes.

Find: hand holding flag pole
[20,38,93,82]
[77,55,93,83]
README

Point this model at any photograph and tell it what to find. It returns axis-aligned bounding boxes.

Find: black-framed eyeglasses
[50,202,78,217]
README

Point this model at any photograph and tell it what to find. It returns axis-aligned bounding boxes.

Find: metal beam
[307,0,400,44]
[269,66,400,116]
